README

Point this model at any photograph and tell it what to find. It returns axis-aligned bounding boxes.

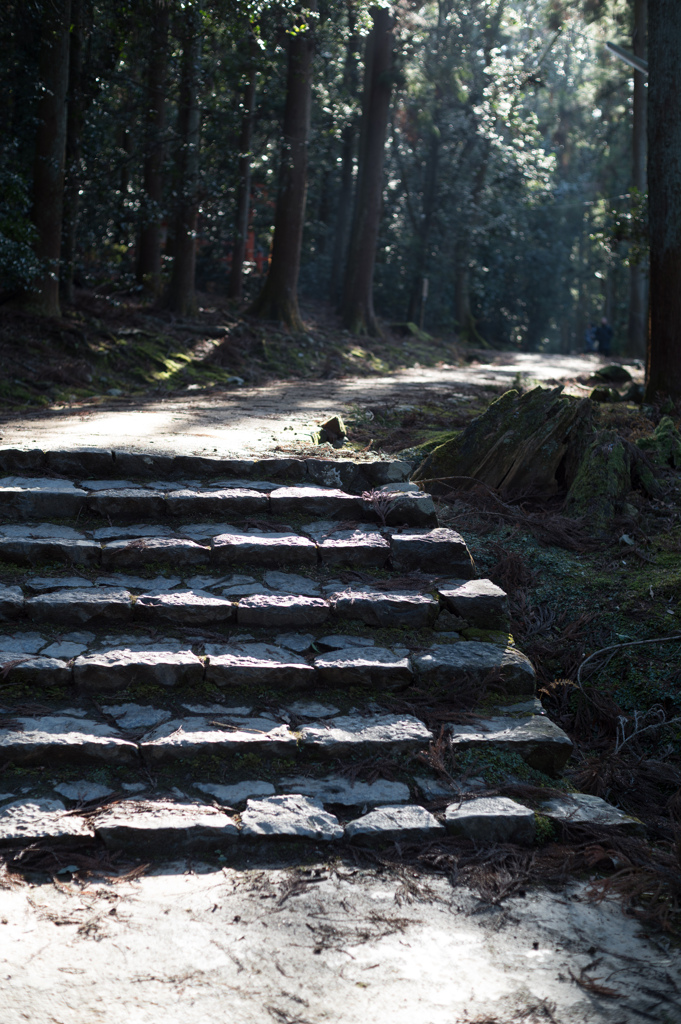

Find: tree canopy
[0,0,677,394]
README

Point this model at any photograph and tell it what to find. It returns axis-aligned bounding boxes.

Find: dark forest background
[0,0,652,358]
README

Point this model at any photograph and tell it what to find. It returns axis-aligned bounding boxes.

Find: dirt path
[0,353,638,457]
[1,863,677,1024]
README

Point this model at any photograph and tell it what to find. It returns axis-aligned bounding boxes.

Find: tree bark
[329,2,360,304]
[341,6,396,336]
[406,126,440,324]
[228,36,257,302]
[167,6,202,316]
[31,0,71,316]
[627,0,647,357]
[137,0,170,297]
[61,0,89,305]
[249,5,316,330]
[646,0,681,400]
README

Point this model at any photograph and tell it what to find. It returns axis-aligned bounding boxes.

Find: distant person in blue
[584,323,596,353]
[595,316,613,356]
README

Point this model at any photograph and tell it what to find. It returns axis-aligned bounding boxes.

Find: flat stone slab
[102,537,210,568]
[237,594,330,628]
[26,588,133,625]
[382,493,438,527]
[0,477,87,518]
[0,798,94,847]
[195,781,275,805]
[165,487,268,516]
[41,640,90,658]
[96,574,182,591]
[317,634,375,650]
[139,716,296,761]
[101,703,173,731]
[269,486,364,519]
[241,794,343,840]
[412,642,536,696]
[313,647,413,690]
[390,528,474,575]
[415,776,487,800]
[25,576,95,592]
[94,800,239,854]
[286,700,340,718]
[262,571,321,596]
[332,588,439,628]
[87,488,166,519]
[274,633,316,653]
[345,805,444,842]
[134,590,235,625]
[317,529,391,567]
[299,714,431,757]
[0,534,101,566]
[445,796,535,845]
[92,524,175,540]
[438,579,510,628]
[212,530,317,566]
[540,793,643,830]
[0,715,139,765]
[0,586,24,619]
[449,715,573,773]
[0,632,47,654]
[74,648,204,692]
[205,643,315,690]
[53,781,115,803]
[280,775,410,807]
[0,653,72,686]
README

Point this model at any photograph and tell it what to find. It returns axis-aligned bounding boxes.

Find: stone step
[0,477,435,526]
[0,781,638,857]
[0,523,472,574]
[0,693,572,779]
[0,448,412,492]
[0,632,531,697]
[1,573,500,633]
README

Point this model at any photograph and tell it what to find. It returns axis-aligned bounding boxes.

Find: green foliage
[0,165,41,290]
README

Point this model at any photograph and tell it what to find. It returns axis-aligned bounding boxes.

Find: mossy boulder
[564,429,632,531]
[593,364,632,384]
[412,386,594,497]
[637,416,681,469]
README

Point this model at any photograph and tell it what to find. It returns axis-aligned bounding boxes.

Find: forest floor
[1,294,680,1019]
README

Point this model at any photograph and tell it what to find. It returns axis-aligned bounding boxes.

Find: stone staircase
[0,447,639,859]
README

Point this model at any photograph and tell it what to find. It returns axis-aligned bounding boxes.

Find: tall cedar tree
[137,0,170,297]
[229,32,258,301]
[329,1,360,304]
[342,6,396,336]
[32,0,72,316]
[628,0,647,357]
[249,5,316,331]
[167,5,202,316]
[62,0,90,304]
[646,0,681,400]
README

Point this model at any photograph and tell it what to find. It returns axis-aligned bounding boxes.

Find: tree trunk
[329,2,360,304]
[341,6,396,336]
[249,5,316,331]
[61,0,88,305]
[627,0,647,357]
[406,127,440,324]
[31,0,71,316]
[137,0,170,297]
[167,6,202,316]
[228,37,257,302]
[645,0,681,400]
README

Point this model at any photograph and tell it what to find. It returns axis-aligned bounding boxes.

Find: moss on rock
[412,386,594,497]
[637,415,681,469]
[564,429,631,531]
